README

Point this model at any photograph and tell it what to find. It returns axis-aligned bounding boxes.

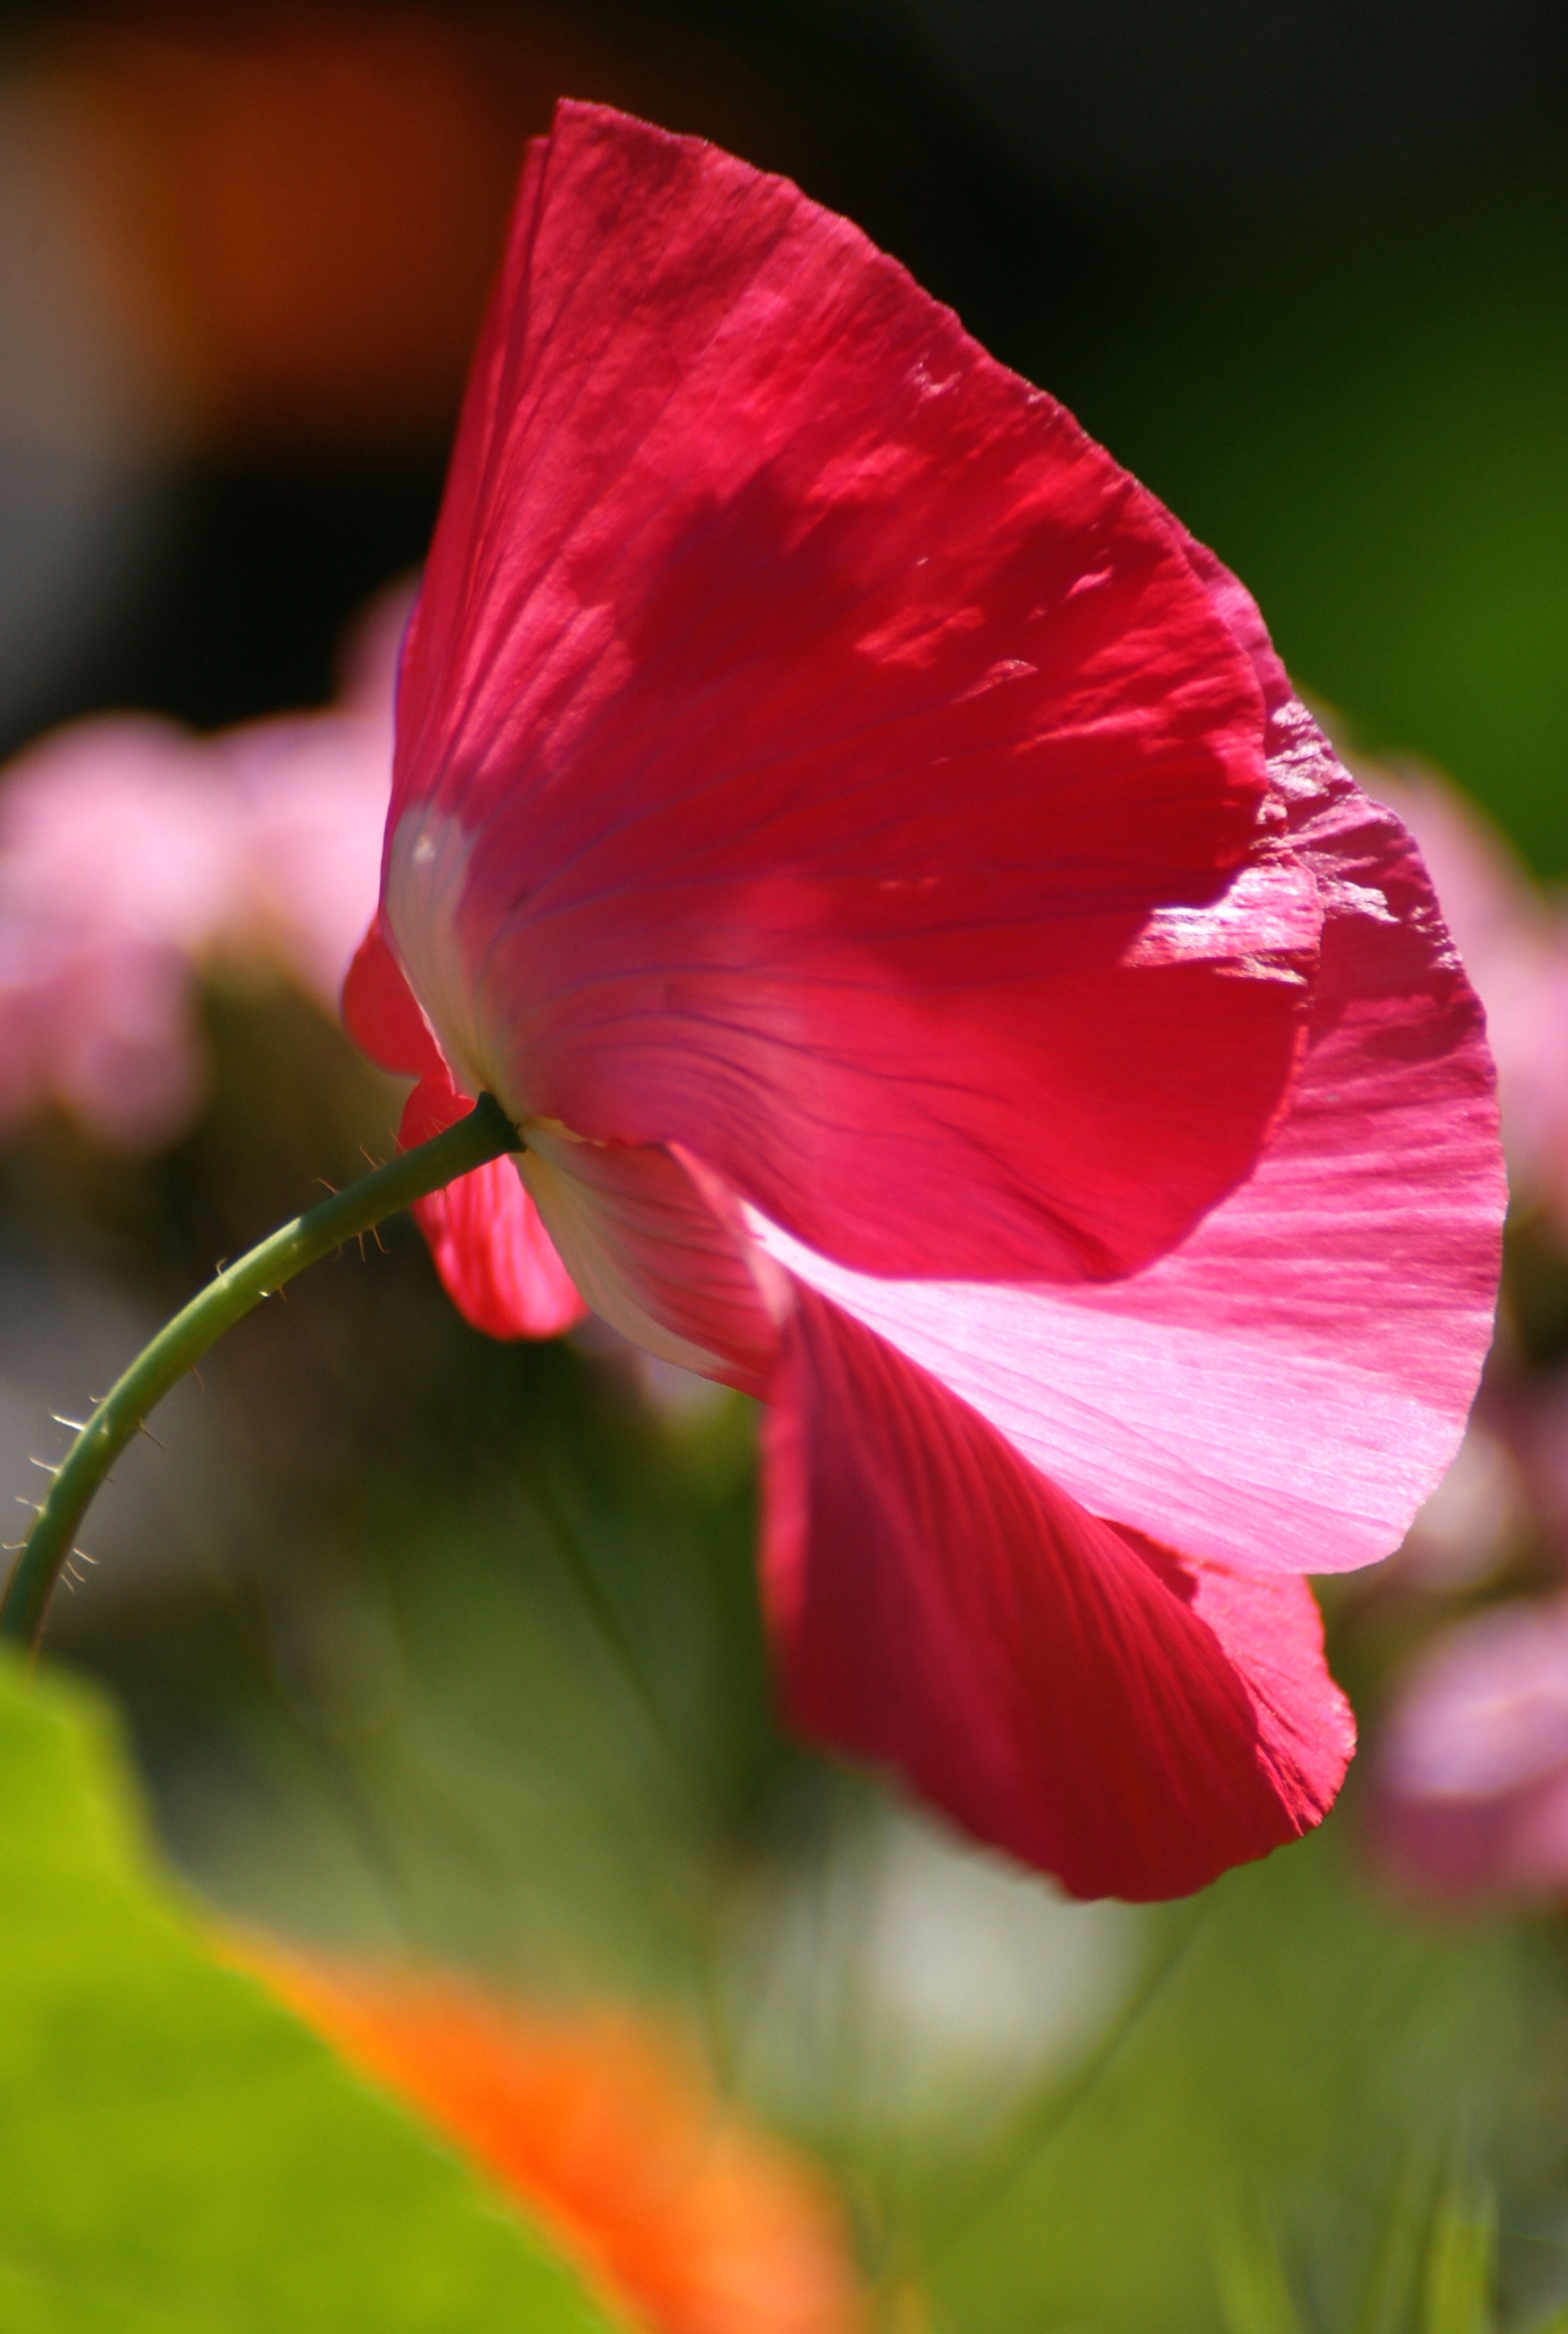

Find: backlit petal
[758,689,1501,1578]
[388,100,1319,1287]
[762,1289,1353,1901]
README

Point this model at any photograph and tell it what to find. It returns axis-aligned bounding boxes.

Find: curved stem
[0,1094,522,1655]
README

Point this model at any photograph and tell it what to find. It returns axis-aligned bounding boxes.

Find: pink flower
[344,103,1504,1899]
[1373,1370,1568,1902]
[1370,765,1568,1245]
[0,591,403,1150]
[1373,1589,1568,1902]
[0,716,242,1146]
[215,588,410,1003]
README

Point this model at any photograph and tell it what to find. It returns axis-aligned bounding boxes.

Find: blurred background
[2,3,1567,2329]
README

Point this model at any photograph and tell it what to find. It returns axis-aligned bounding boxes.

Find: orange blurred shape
[252,1951,869,2334]
[36,6,798,454]
[44,7,538,448]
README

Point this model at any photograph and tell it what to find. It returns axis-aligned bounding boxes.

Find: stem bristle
[0,1095,522,1655]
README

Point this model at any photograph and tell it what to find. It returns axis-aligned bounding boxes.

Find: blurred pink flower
[0,589,404,1150]
[1374,1582,1568,1901]
[1373,1356,1568,1902]
[1371,766,1568,1243]
[0,716,242,1146]
[1393,1419,1529,1593]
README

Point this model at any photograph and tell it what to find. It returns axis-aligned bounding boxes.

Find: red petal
[340,911,770,1363]
[341,916,441,1078]
[388,101,1316,1287]
[519,1130,782,1395]
[762,1290,1353,1901]
[757,683,1502,1578]
[399,1068,584,1340]
[413,1151,584,1341]
[342,926,582,1340]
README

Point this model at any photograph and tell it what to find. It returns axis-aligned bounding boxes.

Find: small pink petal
[55,934,205,1149]
[0,716,243,951]
[336,577,418,719]
[343,920,582,1339]
[342,916,444,1079]
[0,716,234,1148]
[762,1288,1353,1901]
[400,1063,584,1341]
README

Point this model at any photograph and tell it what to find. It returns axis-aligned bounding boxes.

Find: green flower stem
[0,1093,523,1655]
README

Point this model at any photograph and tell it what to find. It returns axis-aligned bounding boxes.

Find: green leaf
[0,1651,615,2332]
[1213,2194,1308,2334]
[1421,2174,1495,2334]
[1353,2151,1437,2334]
[928,1823,1537,2334]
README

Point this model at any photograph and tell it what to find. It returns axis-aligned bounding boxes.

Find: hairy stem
[0,1094,522,1655]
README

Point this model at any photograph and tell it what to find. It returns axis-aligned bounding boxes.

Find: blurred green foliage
[925,1824,1568,2334]
[12,1002,1568,2334]
[0,1651,612,2332]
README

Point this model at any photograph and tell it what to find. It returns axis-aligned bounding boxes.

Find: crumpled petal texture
[388,100,1322,1289]
[744,559,1495,1895]
[757,695,1503,1580]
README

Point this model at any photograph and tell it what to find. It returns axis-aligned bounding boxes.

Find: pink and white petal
[398,1066,583,1341]
[340,925,774,1367]
[758,699,1502,1580]
[389,102,1320,1289]
[762,1289,1353,1902]
[519,1129,782,1395]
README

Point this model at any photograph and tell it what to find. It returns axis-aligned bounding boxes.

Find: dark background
[4,0,1565,863]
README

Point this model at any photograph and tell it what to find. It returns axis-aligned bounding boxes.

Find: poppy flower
[1369,760,1568,1252]
[1373,1584,1568,1904]
[251,1953,866,2334]
[344,101,1504,1899]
